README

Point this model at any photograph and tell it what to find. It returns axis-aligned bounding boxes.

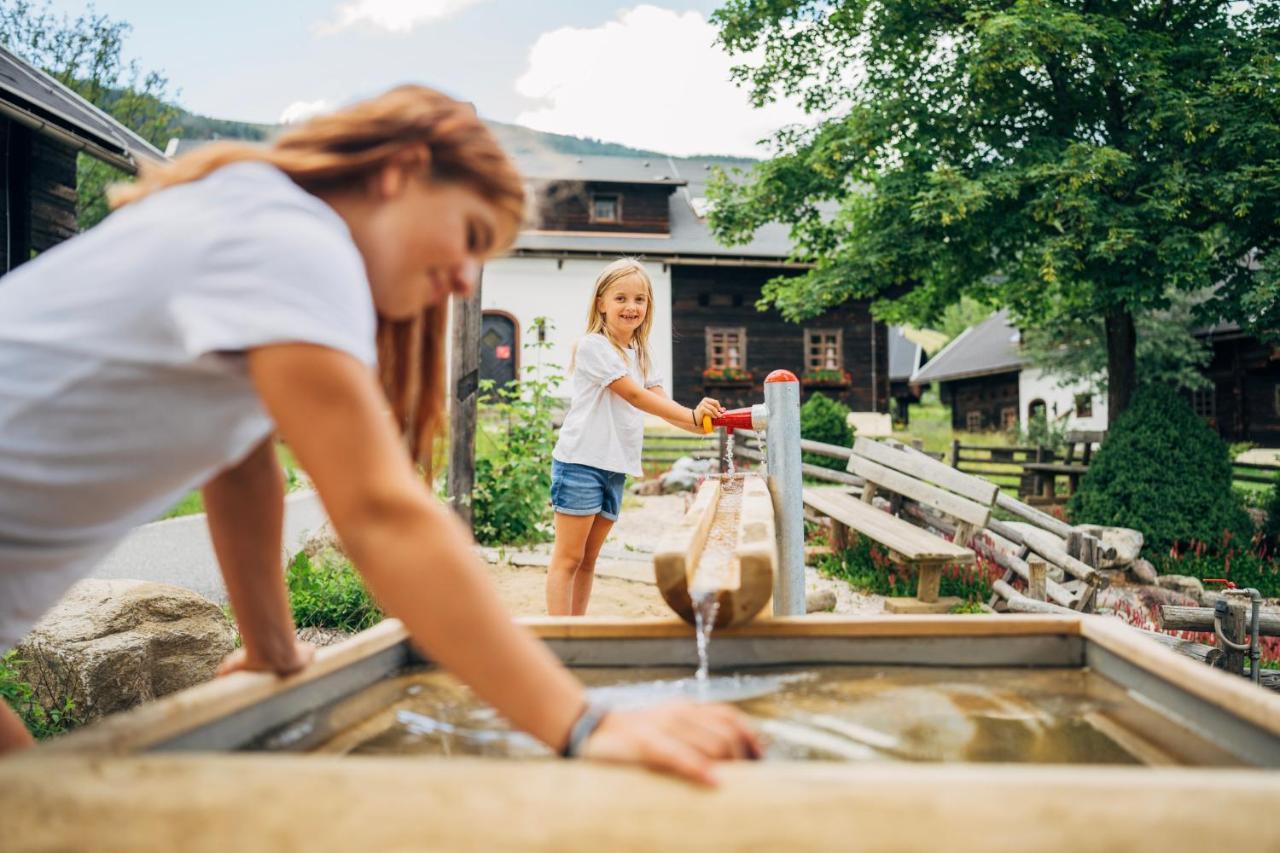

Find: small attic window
[591,193,620,223]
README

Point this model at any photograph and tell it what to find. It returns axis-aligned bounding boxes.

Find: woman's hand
[216,640,315,677]
[582,703,763,786]
[692,397,726,425]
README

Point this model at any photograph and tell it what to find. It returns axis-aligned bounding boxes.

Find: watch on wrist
[560,703,609,758]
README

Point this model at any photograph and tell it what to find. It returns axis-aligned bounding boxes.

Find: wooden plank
[7,756,1280,853]
[653,477,721,621]
[849,456,992,528]
[1082,616,1280,739]
[994,580,1078,616]
[518,613,1083,639]
[986,518,1101,586]
[802,488,972,562]
[1159,605,1280,637]
[735,446,863,486]
[447,275,483,528]
[858,438,998,506]
[969,535,1077,609]
[994,492,1074,540]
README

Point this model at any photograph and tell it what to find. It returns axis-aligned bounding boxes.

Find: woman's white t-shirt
[552,333,662,477]
[0,162,376,649]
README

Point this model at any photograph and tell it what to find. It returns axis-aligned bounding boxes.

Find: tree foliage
[708,2,1280,415]
[0,0,178,229]
[1020,287,1213,394]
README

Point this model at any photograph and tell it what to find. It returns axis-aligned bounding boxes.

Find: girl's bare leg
[570,515,615,616]
[547,512,595,615]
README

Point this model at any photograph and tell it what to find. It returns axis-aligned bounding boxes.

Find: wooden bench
[803,487,974,613]
[1021,430,1105,504]
[803,437,1000,614]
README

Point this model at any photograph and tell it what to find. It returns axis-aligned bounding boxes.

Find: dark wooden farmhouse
[1,45,165,273]
[483,152,889,414]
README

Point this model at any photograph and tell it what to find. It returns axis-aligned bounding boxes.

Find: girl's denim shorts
[550,459,626,521]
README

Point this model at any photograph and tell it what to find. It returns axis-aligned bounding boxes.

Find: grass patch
[816,536,1001,603]
[1,650,81,740]
[286,551,383,633]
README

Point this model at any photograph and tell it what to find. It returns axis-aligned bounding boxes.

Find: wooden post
[829,520,850,552]
[1028,557,1047,602]
[950,438,961,469]
[447,271,483,529]
[916,564,942,603]
[718,428,728,475]
[1218,599,1249,676]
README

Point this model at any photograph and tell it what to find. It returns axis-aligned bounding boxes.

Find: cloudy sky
[38,0,811,156]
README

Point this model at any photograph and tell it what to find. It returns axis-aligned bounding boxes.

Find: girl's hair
[108,85,526,466]
[572,258,655,379]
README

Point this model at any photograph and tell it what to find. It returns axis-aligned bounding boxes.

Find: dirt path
[481,492,884,618]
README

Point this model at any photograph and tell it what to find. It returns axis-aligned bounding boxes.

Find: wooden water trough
[5,614,1280,852]
[653,473,776,628]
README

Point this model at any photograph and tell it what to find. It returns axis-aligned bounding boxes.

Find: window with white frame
[706,327,747,369]
[804,328,843,371]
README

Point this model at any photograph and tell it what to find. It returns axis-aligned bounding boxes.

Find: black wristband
[560,703,609,758]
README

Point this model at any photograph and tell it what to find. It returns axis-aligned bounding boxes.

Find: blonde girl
[547,259,725,616]
[0,88,758,779]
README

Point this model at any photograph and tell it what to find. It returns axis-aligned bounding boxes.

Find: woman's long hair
[109,85,526,466]
[571,258,655,380]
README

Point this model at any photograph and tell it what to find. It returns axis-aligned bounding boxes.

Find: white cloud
[279,99,335,124]
[318,0,488,35]
[514,5,811,157]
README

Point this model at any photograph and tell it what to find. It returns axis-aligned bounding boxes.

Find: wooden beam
[447,273,483,528]
[1159,605,1280,637]
[849,456,992,528]
[863,437,999,506]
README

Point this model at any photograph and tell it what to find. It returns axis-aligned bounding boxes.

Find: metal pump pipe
[763,371,804,616]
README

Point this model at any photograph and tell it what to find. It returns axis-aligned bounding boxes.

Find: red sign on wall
[495,345,511,360]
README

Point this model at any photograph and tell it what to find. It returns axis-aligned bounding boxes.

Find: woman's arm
[247,343,583,750]
[244,344,759,782]
[608,376,723,429]
[203,438,313,675]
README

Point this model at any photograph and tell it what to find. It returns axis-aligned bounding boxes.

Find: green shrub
[286,551,383,633]
[817,536,999,602]
[800,392,854,471]
[1068,384,1252,554]
[1151,549,1280,598]
[1,651,80,739]
[471,319,561,546]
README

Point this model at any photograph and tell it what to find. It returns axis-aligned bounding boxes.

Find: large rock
[1156,574,1205,602]
[1129,558,1159,585]
[15,579,235,722]
[659,456,715,494]
[1076,525,1145,568]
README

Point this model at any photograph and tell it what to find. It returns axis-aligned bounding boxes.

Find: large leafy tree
[0,0,178,229]
[708,1,1280,421]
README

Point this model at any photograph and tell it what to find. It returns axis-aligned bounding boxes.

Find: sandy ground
[479,491,884,618]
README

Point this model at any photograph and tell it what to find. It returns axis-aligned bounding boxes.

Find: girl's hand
[216,640,315,677]
[581,703,763,786]
[693,398,725,425]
